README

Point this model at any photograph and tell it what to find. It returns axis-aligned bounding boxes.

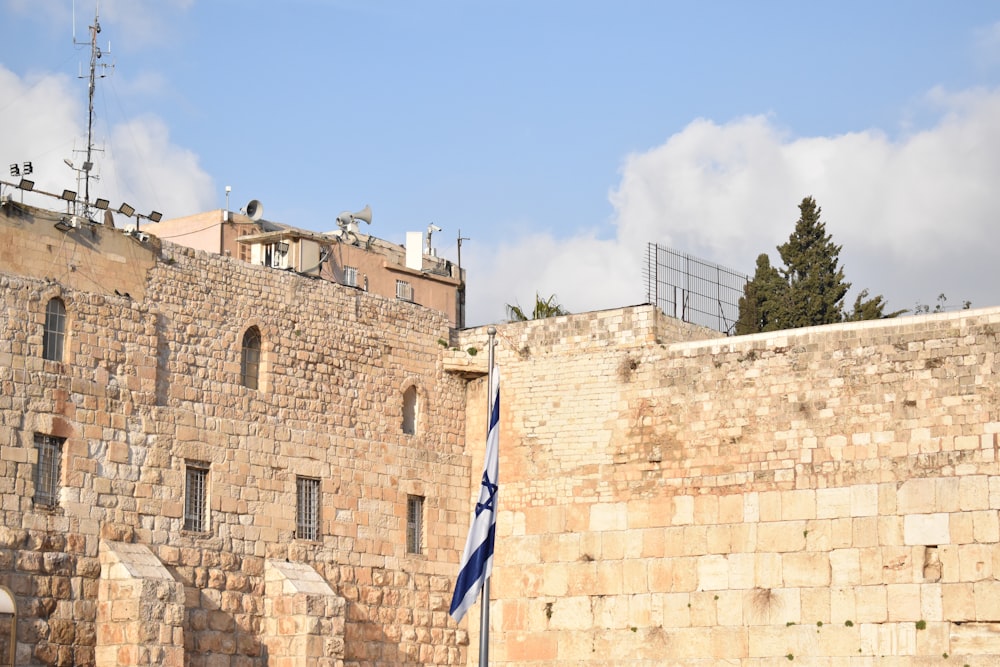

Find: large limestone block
[903,513,950,546]
[898,479,937,514]
[782,552,831,588]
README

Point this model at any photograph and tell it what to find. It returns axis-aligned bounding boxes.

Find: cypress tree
[735,196,897,334]
[777,196,849,328]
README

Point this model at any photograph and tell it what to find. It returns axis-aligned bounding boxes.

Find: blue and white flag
[450,370,500,623]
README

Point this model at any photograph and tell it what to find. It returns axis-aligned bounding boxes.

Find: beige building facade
[143,210,464,327]
[1,191,1000,666]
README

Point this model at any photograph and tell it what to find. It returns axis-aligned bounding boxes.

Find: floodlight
[61,189,77,201]
[276,241,290,254]
[54,218,74,232]
[148,211,163,223]
[94,198,110,210]
[118,203,135,217]
[18,179,34,191]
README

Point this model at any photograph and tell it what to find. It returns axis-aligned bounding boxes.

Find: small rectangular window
[406,495,424,554]
[43,298,66,362]
[396,280,413,302]
[296,476,320,541]
[343,266,357,287]
[184,464,209,532]
[33,434,64,506]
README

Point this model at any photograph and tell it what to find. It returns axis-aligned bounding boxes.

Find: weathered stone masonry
[5,197,1000,666]
[0,202,476,666]
[456,306,1000,665]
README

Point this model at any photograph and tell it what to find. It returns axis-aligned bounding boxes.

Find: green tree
[845,289,906,321]
[735,254,787,335]
[506,292,569,322]
[777,196,850,328]
[737,196,897,333]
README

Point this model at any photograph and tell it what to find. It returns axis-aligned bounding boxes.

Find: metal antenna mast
[72,3,113,215]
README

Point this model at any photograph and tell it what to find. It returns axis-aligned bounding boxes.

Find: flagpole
[479,326,497,666]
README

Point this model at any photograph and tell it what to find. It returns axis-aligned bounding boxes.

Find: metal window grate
[43,298,66,361]
[396,280,413,302]
[241,327,261,389]
[406,495,424,554]
[296,477,320,541]
[33,434,63,506]
[184,465,208,532]
[343,265,358,287]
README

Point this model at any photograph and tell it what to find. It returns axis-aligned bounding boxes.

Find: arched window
[402,385,418,435]
[240,326,261,390]
[43,297,66,361]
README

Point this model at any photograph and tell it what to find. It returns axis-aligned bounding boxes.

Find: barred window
[396,280,412,302]
[33,434,64,506]
[184,464,209,532]
[43,297,66,361]
[296,476,320,541]
[406,495,424,554]
[343,265,358,287]
[240,326,261,390]
[402,385,417,435]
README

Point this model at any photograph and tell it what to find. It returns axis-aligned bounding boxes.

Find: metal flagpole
[479,326,497,665]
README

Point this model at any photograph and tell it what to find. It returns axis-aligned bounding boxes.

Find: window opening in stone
[296,476,320,541]
[184,464,209,532]
[43,297,66,361]
[406,495,424,554]
[0,585,15,667]
[402,385,418,435]
[343,265,358,287]
[241,326,261,390]
[33,434,63,507]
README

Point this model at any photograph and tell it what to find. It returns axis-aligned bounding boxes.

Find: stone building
[143,209,465,327]
[2,186,1000,666]
[0,195,479,666]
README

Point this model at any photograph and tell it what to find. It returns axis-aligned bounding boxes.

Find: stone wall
[456,305,1000,665]
[0,204,472,666]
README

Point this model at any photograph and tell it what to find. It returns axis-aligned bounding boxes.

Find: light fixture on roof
[94,198,109,210]
[148,211,162,223]
[17,179,34,191]
[276,241,289,254]
[118,203,135,217]
[54,217,75,232]
[61,189,77,201]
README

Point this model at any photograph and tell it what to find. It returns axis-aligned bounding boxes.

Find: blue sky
[3,1,1000,326]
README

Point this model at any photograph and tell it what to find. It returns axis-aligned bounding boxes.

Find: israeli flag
[450,370,500,622]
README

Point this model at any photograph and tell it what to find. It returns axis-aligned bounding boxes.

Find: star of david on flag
[450,370,500,622]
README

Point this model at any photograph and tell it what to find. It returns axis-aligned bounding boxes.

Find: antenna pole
[457,229,470,328]
[73,3,111,217]
[84,7,99,209]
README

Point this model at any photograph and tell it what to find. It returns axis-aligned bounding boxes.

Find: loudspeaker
[245,199,264,221]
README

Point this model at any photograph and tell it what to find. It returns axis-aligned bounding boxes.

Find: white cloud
[467,87,1000,326]
[0,64,214,223]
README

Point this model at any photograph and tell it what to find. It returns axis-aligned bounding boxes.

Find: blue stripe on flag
[450,371,500,622]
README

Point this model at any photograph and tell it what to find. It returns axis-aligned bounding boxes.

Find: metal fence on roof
[643,243,749,335]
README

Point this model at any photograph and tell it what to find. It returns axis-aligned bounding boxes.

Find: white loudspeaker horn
[353,204,372,225]
[245,199,264,221]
